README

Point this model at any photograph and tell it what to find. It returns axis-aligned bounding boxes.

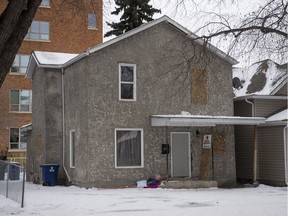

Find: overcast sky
[102,0,269,67]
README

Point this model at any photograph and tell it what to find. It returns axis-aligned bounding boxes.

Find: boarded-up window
[191,68,208,104]
[213,132,227,154]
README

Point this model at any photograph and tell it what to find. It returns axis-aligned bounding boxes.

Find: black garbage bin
[40,164,60,186]
[0,162,7,180]
[9,162,20,180]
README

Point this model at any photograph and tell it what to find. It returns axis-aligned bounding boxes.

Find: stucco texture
[62,22,235,187]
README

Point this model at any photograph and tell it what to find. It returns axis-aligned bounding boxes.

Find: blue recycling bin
[9,162,20,180]
[40,164,60,186]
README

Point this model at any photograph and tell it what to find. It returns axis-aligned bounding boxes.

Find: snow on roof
[266,109,288,122]
[26,51,79,78]
[233,59,287,97]
[34,51,78,65]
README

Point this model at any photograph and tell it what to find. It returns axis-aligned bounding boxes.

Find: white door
[171,132,191,177]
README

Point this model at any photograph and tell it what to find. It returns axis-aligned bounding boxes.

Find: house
[25,16,265,188]
[0,0,103,166]
[233,59,288,186]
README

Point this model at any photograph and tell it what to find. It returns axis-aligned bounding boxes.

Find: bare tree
[177,0,287,65]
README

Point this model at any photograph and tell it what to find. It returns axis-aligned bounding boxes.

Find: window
[70,130,75,168]
[11,54,30,73]
[40,0,49,7]
[88,13,97,29]
[10,128,27,150]
[10,90,32,112]
[191,68,208,104]
[115,129,143,168]
[25,21,49,41]
[119,64,136,101]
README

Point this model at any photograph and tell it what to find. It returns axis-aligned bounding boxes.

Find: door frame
[170,132,191,177]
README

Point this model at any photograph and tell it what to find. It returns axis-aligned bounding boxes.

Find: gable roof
[86,16,238,65]
[233,59,287,98]
[26,15,238,78]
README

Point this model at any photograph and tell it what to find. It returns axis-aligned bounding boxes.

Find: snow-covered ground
[0,183,287,216]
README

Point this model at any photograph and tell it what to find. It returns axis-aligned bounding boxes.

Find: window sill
[8,149,26,153]
[39,5,51,8]
[9,111,32,114]
[119,99,137,102]
[88,27,98,31]
[24,39,51,43]
[115,166,143,169]
[9,72,25,76]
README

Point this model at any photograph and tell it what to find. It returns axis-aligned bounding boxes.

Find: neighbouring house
[233,59,288,186]
[25,16,265,188]
[0,0,103,167]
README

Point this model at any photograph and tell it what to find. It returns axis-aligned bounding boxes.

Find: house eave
[26,52,64,78]
[25,51,84,79]
[20,123,32,131]
[270,77,287,95]
[259,121,287,127]
[150,115,266,127]
[234,95,288,101]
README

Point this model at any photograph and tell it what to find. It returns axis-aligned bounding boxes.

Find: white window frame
[25,21,50,41]
[10,90,32,113]
[115,128,144,168]
[69,130,76,168]
[88,13,97,30]
[10,54,30,74]
[9,128,27,150]
[119,63,137,101]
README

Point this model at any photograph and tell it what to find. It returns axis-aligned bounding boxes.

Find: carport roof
[150,115,266,127]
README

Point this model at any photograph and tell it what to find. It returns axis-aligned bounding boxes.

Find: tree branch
[202,25,287,39]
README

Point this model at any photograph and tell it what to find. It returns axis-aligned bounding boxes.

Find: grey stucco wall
[63,60,89,183]
[44,69,63,169]
[27,67,46,183]
[63,22,236,187]
[27,68,64,184]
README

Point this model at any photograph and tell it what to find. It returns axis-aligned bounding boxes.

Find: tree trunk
[0,0,41,86]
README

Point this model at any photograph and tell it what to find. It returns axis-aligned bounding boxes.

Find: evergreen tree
[104,0,161,37]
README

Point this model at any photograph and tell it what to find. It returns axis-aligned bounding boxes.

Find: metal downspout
[62,68,71,183]
[245,99,254,116]
[284,126,288,186]
[245,99,258,185]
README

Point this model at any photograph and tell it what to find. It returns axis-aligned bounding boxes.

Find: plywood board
[199,148,211,180]
[191,68,208,104]
[213,132,226,154]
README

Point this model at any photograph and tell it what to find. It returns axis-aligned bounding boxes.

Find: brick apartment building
[0,0,103,166]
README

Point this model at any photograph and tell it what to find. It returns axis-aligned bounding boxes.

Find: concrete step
[161,180,218,189]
